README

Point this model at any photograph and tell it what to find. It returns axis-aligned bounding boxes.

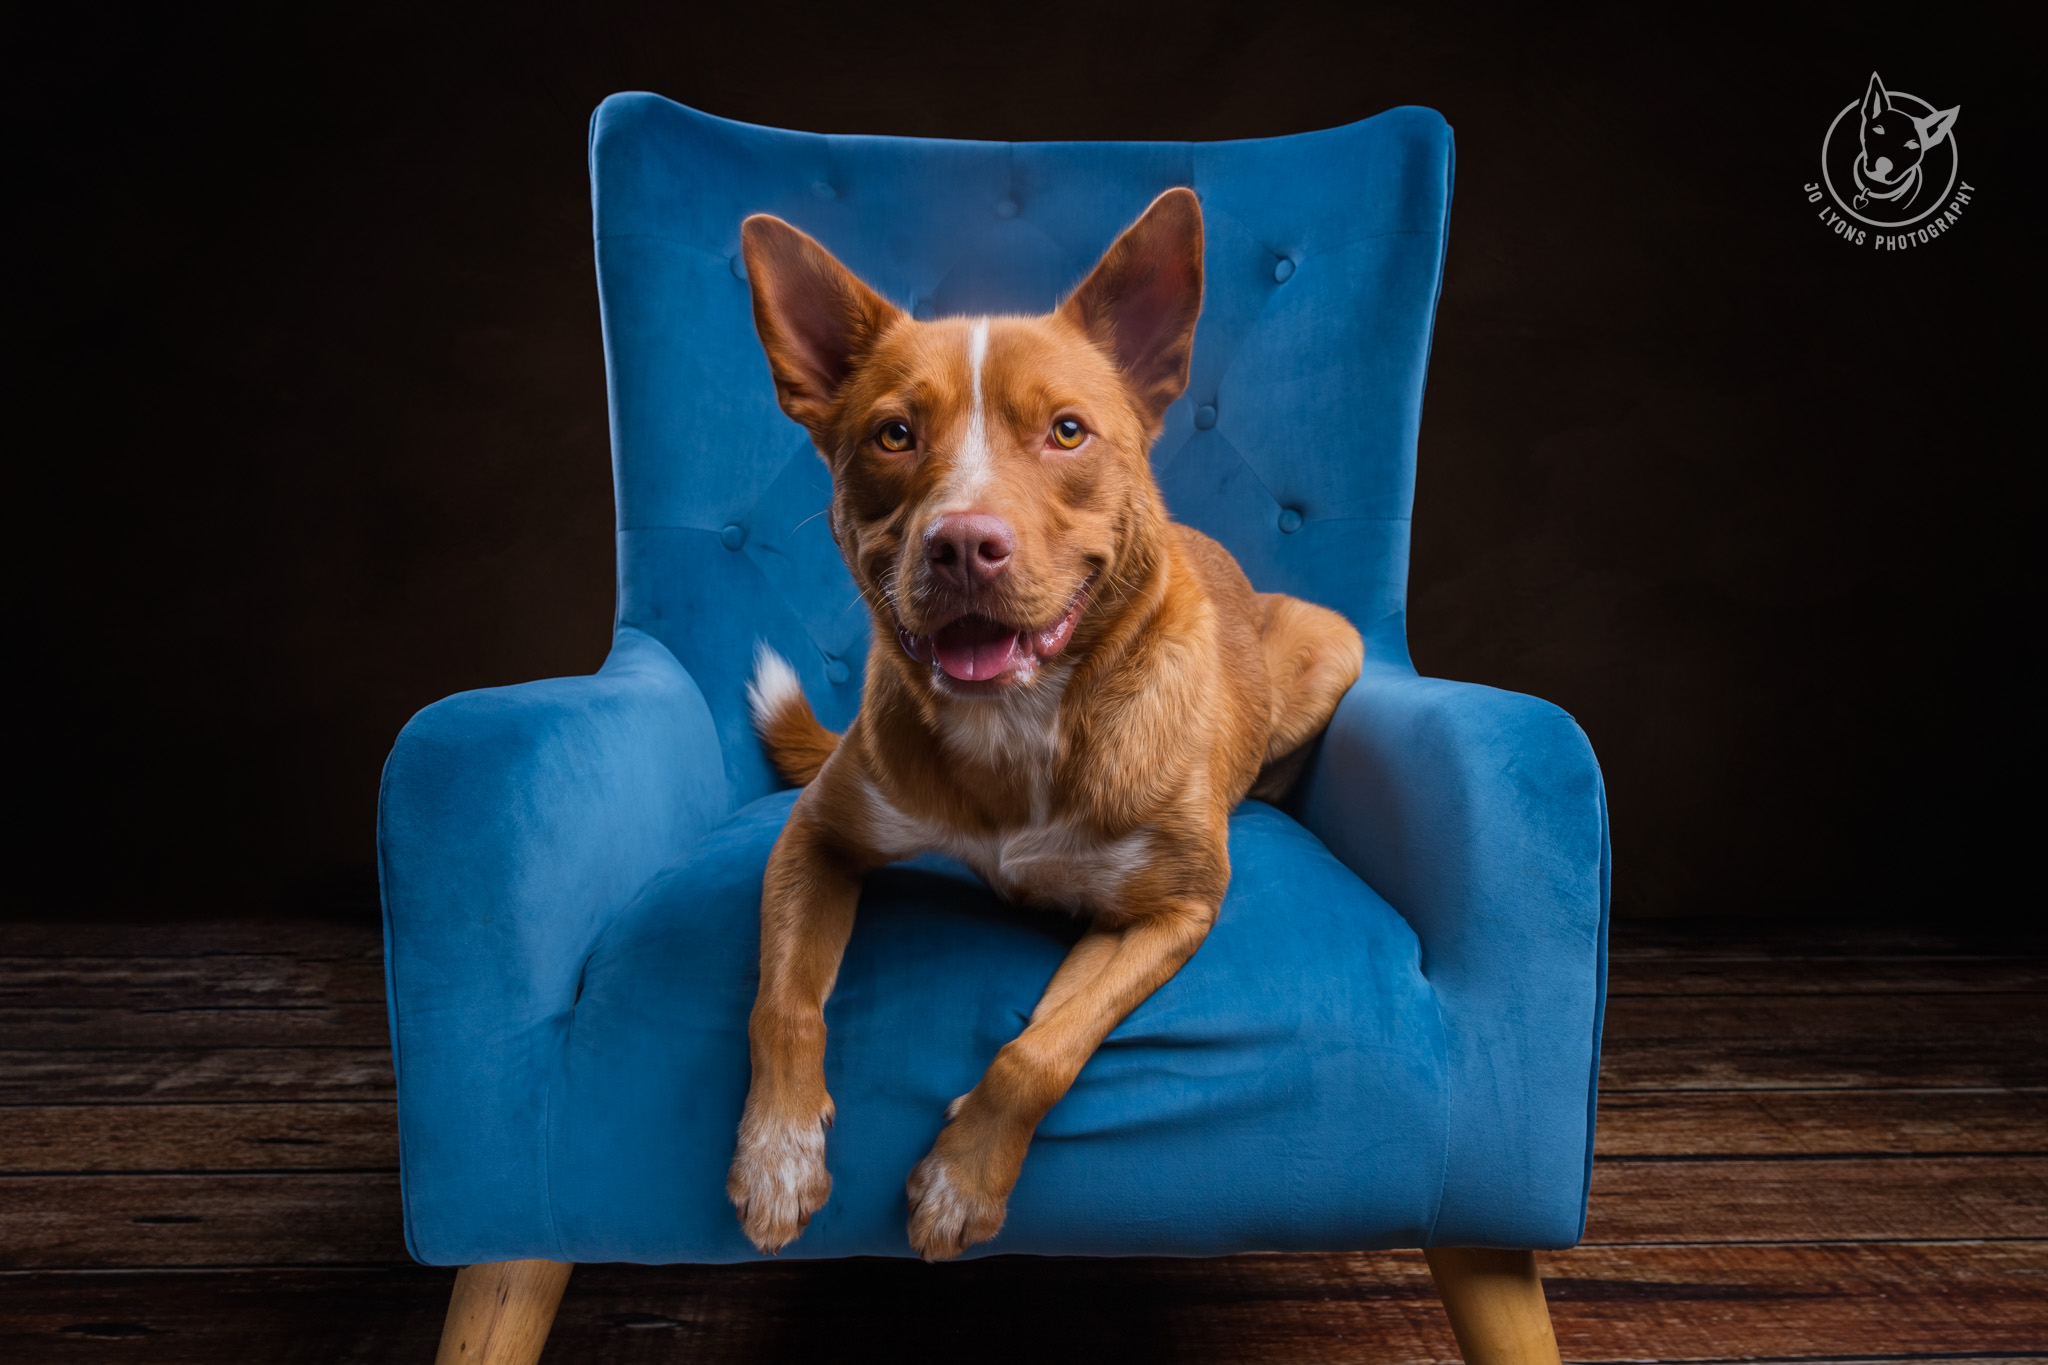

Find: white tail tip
[747,643,805,733]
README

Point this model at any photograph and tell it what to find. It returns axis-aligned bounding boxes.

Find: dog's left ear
[1861,72,1893,122]
[1059,187,1204,426]
[1913,104,1960,150]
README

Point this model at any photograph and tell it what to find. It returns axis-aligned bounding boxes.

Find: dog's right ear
[1861,72,1893,123]
[741,215,903,438]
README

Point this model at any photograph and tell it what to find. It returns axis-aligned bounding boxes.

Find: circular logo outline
[1820,92,1959,230]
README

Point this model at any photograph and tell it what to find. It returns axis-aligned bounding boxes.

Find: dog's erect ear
[1913,104,1960,150]
[1059,187,1204,425]
[741,215,903,438]
[1861,72,1893,123]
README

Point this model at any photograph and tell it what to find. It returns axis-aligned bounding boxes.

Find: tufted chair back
[590,95,1454,804]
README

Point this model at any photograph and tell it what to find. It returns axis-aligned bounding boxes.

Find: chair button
[730,254,748,281]
[1278,508,1303,534]
[720,523,746,550]
[811,180,836,200]
[1193,404,1217,430]
[1273,257,1296,283]
[995,198,1019,218]
[825,658,851,685]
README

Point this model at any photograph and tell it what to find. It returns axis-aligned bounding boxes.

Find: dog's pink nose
[926,513,1014,590]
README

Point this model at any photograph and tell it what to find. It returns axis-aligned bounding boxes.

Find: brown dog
[726,189,1363,1261]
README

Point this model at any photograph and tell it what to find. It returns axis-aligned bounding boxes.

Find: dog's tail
[747,643,841,786]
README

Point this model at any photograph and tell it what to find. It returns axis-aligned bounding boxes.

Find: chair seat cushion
[549,791,1449,1261]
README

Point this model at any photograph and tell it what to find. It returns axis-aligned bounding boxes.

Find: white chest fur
[958,816,1154,911]
[853,679,1152,912]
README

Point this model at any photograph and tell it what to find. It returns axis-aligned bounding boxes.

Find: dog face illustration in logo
[1853,72,1959,213]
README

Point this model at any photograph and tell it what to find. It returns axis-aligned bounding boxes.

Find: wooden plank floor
[2,920,2042,1362]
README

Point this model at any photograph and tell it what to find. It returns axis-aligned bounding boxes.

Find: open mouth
[897,572,1097,688]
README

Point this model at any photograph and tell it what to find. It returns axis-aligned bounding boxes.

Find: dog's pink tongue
[932,615,1021,681]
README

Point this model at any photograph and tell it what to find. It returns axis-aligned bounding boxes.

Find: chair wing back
[591,94,1453,803]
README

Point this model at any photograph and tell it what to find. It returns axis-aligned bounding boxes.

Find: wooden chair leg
[1425,1247,1562,1365]
[435,1259,573,1365]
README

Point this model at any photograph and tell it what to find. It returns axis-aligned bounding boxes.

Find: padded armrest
[377,626,728,1260]
[1293,663,1610,1248]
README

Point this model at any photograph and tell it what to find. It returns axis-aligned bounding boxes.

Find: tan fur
[754,689,838,787]
[727,189,1363,1260]
[1247,592,1365,802]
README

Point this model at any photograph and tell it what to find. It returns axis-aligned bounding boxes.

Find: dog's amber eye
[1051,418,1085,450]
[876,421,914,452]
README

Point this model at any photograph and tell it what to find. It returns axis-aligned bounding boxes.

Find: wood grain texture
[436,1260,572,1365]
[0,1173,406,1268]
[0,1047,396,1104]
[1600,993,2048,1090]
[1540,1240,2048,1359]
[0,1001,389,1049]
[1596,1088,2048,1156]
[1425,1248,1560,1364]
[8,1157,2043,1267]
[3,921,2044,1361]
[3,1243,2044,1363]
[0,953,386,1011]
[1585,1157,2048,1243]
[1608,955,2048,996]
[24,1087,2035,1178]
[0,1102,399,1173]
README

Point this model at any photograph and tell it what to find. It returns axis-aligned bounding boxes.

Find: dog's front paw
[905,1131,1011,1262]
[727,1101,833,1254]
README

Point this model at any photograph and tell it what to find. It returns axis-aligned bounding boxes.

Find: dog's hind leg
[1248,592,1363,802]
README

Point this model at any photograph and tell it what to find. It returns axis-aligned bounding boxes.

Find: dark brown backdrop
[10,1,2032,925]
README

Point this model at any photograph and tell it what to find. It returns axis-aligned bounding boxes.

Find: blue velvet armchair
[380,94,1608,1361]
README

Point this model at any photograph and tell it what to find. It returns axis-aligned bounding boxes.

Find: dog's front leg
[728,793,869,1254]
[905,897,1219,1260]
